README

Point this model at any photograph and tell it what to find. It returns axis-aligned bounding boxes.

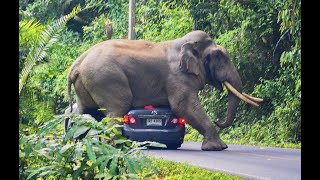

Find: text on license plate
[146,119,162,126]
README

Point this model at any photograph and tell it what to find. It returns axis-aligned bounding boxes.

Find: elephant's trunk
[215,72,242,129]
[215,89,241,129]
[215,78,263,129]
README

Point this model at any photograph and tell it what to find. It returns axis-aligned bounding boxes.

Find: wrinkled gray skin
[67,30,243,151]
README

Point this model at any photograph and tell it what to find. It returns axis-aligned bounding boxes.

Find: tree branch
[272,28,290,59]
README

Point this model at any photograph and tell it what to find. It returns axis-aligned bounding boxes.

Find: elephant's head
[178,31,263,129]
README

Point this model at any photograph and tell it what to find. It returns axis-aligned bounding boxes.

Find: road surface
[142,142,301,180]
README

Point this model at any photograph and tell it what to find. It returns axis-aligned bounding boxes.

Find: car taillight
[123,115,129,123]
[178,118,187,125]
[171,117,187,125]
[123,115,137,124]
[144,105,155,110]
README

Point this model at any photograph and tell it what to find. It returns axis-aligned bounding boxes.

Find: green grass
[184,125,301,149]
[140,157,245,180]
[184,136,301,149]
[222,138,301,149]
[185,138,301,149]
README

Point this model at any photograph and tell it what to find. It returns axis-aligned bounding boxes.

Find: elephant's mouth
[223,81,263,107]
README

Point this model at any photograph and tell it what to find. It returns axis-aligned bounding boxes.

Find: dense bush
[19,115,153,179]
[136,0,193,41]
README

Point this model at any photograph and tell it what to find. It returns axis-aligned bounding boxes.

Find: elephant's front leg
[168,92,227,151]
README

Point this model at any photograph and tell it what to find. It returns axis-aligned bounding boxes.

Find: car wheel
[166,143,181,150]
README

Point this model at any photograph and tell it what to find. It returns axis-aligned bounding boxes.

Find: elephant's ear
[179,41,200,76]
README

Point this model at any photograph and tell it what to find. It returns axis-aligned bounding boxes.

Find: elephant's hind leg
[73,77,99,115]
[89,82,133,121]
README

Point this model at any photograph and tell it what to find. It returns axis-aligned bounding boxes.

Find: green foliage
[82,14,111,44]
[143,157,245,180]
[184,124,204,142]
[136,0,193,41]
[19,0,62,22]
[19,5,81,95]
[82,0,129,40]
[19,19,45,73]
[105,0,129,39]
[19,28,91,127]
[19,19,45,49]
[20,114,153,179]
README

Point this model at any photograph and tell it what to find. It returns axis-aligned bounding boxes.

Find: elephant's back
[94,39,168,59]
[78,39,170,76]
[77,39,171,105]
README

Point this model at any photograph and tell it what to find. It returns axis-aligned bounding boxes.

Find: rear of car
[122,105,186,149]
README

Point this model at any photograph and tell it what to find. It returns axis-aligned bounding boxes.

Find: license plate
[146,119,162,126]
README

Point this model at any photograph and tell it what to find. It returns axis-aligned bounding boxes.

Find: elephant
[67,30,263,151]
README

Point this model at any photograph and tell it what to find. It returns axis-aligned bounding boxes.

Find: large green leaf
[75,141,83,159]
[72,157,87,179]
[99,157,113,174]
[89,155,112,173]
[125,158,137,174]
[59,144,74,154]
[85,139,96,162]
[73,125,90,138]
[26,166,54,180]
[108,157,119,176]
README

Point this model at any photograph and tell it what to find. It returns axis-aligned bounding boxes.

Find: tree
[19,5,81,95]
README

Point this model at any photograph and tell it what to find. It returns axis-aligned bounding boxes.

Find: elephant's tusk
[242,92,264,102]
[223,81,259,107]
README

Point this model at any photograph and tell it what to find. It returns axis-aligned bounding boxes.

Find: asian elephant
[67,30,263,151]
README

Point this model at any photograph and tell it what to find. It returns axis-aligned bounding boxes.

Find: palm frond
[19,5,81,95]
[19,19,44,47]
[19,19,41,32]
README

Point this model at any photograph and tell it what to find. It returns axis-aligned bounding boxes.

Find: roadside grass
[221,138,301,149]
[184,125,301,149]
[140,157,245,180]
[184,134,301,149]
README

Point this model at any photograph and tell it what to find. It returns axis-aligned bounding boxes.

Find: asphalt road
[142,142,301,180]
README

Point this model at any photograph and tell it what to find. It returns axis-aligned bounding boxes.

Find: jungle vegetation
[19,0,301,179]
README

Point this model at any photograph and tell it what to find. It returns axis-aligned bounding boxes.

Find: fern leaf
[19,5,81,95]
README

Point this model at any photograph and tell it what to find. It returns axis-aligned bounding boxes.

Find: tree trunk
[128,0,136,40]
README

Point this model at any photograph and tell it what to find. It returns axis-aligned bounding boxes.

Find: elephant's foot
[201,138,228,151]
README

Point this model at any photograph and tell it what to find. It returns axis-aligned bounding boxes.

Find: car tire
[166,143,181,150]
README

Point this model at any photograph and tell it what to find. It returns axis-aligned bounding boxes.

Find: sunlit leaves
[136,0,192,41]
[19,5,81,95]
[19,114,153,179]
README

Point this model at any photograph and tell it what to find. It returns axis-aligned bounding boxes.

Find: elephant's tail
[67,47,94,112]
[67,53,87,112]
[67,68,76,113]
